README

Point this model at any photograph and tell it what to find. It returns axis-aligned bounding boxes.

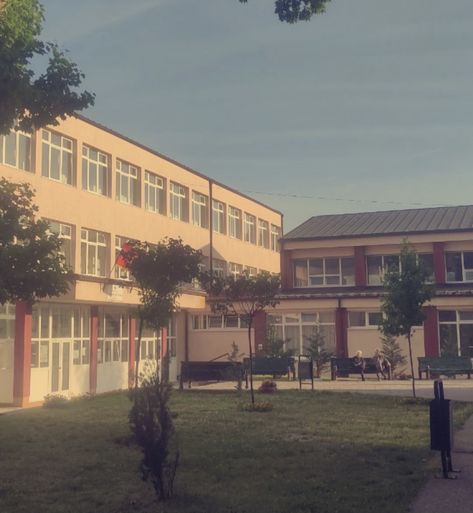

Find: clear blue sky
[41,0,473,231]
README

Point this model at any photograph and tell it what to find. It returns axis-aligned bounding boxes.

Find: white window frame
[243,213,256,244]
[145,171,166,215]
[82,145,109,196]
[228,206,242,239]
[228,262,243,278]
[366,254,400,285]
[192,192,209,228]
[258,219,269,249]
[348,311,383,329]
[294,257,355,287]
[47,220,73,269]
[116,159,139,206]
[445,251,473,283]
[41,129,74,184]
[0,129,32,172]
[270,224,280,252]
[170,182,188,221]
[212,259,226,277]
[80,228,108,277]
[212,200,226,234]
[114,235,133,280]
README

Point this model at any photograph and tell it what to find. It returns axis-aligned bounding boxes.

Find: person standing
[353,350,365,381]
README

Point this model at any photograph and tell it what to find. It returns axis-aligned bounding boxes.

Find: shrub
[129,371,179,501]
[258,380,277,394]
[239,401,273,412]
[43,394,69,408]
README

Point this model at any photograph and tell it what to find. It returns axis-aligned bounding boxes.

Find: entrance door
[51,342,71,393]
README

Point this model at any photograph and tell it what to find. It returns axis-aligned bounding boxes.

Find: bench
[179,361,243,389]
[330,357,391,380]
[243,357,295,387]
[418,356,472,380]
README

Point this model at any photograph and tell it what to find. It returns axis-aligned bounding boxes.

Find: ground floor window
[98,308,129,364]
[439,310,473,357]
[0,304,15,371]
[267,312,336,355]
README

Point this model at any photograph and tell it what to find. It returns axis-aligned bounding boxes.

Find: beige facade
[0,116,282,405]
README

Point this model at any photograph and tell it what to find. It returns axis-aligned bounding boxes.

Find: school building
[0,115,282,406]
[263,207,473,374]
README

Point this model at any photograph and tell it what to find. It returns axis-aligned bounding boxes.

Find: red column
[89,306,98,395]
[335,307,348,357]
[13,302,32,407]
[433,242,446,285]
[253,311,267,355]
[354,246,366,287]
[128,317,136,388]
[423,306,440,357]
[280,250,292,290]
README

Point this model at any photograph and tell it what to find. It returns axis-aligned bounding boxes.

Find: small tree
[203,271,280,406]
[119,238,201,386]
[265,325,294,358]
[129,368,179,501]
[0,178,72,304]
[380,243,434,398]
[0,0,94,134]
[303,326,333,378]
[238,0,330,24]
[381,334,407,375]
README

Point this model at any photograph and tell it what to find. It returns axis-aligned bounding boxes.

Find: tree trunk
[134,316,144,390]
[247,318,255,406]
[407,332,416,398]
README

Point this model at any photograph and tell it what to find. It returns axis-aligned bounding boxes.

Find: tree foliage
[0,0,94,135]
[120,238,201,383]
[0,177,72,304]
[202,270,280,405]
[380,243,434,397]
[381,334,407,374]
[129,368,179,501]
[303,326,333,378]
[265,324,293,358]
[238,0,330,24]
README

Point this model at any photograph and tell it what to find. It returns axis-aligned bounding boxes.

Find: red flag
[116,242,135,268]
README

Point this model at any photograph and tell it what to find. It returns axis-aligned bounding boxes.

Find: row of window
[1,129,281,251]
[191,314,251,330]
[292,251,473,288]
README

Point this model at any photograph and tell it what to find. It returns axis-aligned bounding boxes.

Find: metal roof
[283,205,473,241]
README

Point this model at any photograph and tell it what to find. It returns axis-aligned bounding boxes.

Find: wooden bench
[243,357,295,387]
[179,361,243,389]
[418,356,472,380]
[330,357,391,380]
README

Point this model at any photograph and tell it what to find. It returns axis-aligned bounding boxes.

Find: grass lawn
[0,390,472,513]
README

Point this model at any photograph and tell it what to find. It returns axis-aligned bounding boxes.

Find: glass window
[0,130,32,171]
[80,228,108,277]
[82,340,90,364]
[82,145,109,196]
[170,182,189,221]
[258,220,269,249]
[349,312,365,327]
[270,224,281,252]
[243,213,256,244]
[295,257,354,287]
[114,236,133,280]
[368,312,383,326]
[294,260,308,287]
[228,262,243,278]
[73,340,81,365]
[116,159,139,206]
[212,200,226,234]
[192,192,209,228]
[446,251,473,282]
[42,130,74,184]
[208,315,223,329]
[228,207,242,239]
[47,220,73,268]
[39,341,49,367]
[145,171,166,215]
[212,259,226,278]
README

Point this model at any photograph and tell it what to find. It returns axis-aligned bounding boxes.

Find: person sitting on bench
[353,350,365,381]
[373,348,391,380]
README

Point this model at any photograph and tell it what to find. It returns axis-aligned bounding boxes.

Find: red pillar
[128,317,136,388]
[423,306,440,357]
[254,311,267,355]
[13,302,32,407]
[89,306,98,395]
[433,242,446,285]
[354,246,366,287]
[335,307,348,357]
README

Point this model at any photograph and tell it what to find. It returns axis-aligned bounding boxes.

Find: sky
[40,0,473,231]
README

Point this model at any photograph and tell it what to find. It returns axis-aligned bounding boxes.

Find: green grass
[0,390,471,513]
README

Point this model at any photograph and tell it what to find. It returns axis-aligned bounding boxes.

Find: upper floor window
[170,182,189,221]
[114,235,133,280]
[48,220,73,268]
[270,224,281,252]
[366,255,400,285]
[145,171,166,215]
[258,220,269,249]
[192,192,209,228]
[294,257,355,287]
[116,159,139,206]
[212,200,226,234]
[0,130,32,172]
[42,130,73,184]
[446,252,473,283]
[80,228,108,277]
[243,213,256,244]
[228,206,242,239]
[82,145,109,196]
